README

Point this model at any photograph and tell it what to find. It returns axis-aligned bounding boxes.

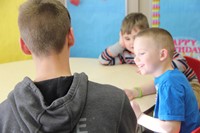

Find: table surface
[0,58,155,112]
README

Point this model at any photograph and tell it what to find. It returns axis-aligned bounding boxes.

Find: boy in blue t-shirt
[131,28,200,133]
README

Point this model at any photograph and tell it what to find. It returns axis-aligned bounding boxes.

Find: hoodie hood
[8,73,88,133]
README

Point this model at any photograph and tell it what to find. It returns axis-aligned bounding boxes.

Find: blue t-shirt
[154,69,200,133]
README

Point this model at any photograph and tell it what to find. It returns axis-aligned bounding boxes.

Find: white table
[0,58,155,112]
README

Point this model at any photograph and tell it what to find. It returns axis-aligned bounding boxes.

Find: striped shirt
[172,51,197,82]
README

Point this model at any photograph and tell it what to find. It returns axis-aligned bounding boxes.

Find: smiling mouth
[137,64,144,68]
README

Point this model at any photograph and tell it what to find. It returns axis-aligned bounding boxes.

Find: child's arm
[138,113,181,133]
[98,42,125,65]
[124,81,156,100]
[172,51,198,81]
[98,32,128,65]
[172,51,187,72]
[131,101,181,133]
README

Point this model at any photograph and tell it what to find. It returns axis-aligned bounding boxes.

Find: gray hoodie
[0,73,136,133]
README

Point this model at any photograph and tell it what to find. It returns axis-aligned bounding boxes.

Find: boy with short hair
[131,28,200,133]
[98,12,149,65]
[0,0,137,132]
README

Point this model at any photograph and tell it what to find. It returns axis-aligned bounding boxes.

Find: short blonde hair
[121,13,149,35]
[135,28,174,59]
[18,0,71,56]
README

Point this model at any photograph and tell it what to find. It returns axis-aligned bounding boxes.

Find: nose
[130,43,134,51]
[130,45,134,52]
[134,55,139,64]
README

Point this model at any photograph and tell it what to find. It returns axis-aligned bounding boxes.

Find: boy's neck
[154,62,173,78]
[33,50,71,82]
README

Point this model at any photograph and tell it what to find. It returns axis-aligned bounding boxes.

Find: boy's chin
[139,71,145,75]
[140,70,147,75]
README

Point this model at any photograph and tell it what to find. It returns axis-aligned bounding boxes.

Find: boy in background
[98,12,149,65]
[131,28,200,133]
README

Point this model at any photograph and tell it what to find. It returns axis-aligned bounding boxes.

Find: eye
[124,37,130,41]
[139,52,145,56]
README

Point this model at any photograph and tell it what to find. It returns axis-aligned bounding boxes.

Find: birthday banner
[153,0,200,59]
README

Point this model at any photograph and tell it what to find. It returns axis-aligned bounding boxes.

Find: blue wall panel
[67,0,125,58]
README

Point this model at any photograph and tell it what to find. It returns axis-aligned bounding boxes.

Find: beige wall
[127,0,152,26]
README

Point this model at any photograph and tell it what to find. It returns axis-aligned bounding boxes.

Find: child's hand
[124,89,134,100]
[130,101,142,119]
[119,31,125,48]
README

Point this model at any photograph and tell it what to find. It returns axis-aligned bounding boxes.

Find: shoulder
[156,69,188,90]
[158,70,193,98]
[0,100,13,123]
[162,69,186,81]
[88,81,124,92]
[87,81,131,110]
[88,81,125,99]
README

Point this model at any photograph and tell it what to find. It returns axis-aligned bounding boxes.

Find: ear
[20,38,31,55]
[67,27,75,47]
[160,49,168,61]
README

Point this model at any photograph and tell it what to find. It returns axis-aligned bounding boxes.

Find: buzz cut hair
[18,0,71,56]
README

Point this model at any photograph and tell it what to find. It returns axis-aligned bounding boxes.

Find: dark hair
[18,0,71,56]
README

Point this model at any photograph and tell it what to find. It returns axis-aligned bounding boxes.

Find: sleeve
[172,51,197,81]
[118,94,137,133]
[98,42,125,65]
[172,51,188,72]
[158,81,185,121]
